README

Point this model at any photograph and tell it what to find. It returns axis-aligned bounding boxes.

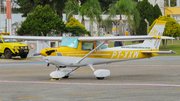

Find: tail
[142,20,166,49]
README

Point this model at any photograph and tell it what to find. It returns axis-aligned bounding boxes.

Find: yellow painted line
[75,71,93,73]
[176,88,180,90]
[69,92,102,96]
[140,68,158,70]
[16,96,46,99]
[12,73,49,75]
[160,91,180,94]
[77,69,94,70]
[133,75,157,77]
[86,97,95,99]
[123,90,155,93]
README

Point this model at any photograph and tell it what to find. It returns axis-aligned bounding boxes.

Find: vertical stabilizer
[142,20,166,49]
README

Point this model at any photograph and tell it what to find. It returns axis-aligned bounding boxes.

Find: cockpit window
[60,37,79,48]
[82,42,94,50]
[97,41,108,49]
[3,39,18,43]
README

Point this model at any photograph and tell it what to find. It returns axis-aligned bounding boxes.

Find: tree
[15,0,67,18]
[108,0,140,36]
[64,0,79,22]
[17,5,66,36]
[148,15,180,48]
[65,0,102,35]
[15,0,50,17]
[66,17,89,36]
[136,0,154,35]
[153,4,162,19]
[50,0,67,19]
[98,0,119,11]
[81,0,102,36]
[165,0,176,7]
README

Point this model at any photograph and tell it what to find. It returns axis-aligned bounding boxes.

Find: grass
[159,40,180,56]
[108,40,180,56]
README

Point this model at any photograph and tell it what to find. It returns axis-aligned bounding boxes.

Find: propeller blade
[33,53,41,56]
[46,50,57,55]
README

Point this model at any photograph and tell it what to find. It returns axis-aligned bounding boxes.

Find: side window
[0,38,3,43]
[97,41,108,50]
[82,42,94,50]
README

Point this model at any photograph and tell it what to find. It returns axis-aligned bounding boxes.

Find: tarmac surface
[0,56,180,101]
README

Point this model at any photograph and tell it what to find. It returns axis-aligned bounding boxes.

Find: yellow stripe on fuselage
[48,48,159,60]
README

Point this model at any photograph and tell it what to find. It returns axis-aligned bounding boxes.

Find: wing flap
[141,50,177,54]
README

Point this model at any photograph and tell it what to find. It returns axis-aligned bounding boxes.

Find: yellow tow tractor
[0,33,29,59]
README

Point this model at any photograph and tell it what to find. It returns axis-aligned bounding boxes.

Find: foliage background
[17,5,66,36]
[66,17,89,36]
[148,15,180,37]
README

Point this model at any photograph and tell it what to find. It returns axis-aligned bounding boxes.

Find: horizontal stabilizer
[141,50,177,54]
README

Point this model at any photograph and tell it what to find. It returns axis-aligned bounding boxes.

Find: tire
[4,49,12,59]
[62,76,69,79]
[20,54,28,58]
[97,77,104,80]
[0,54,2,57]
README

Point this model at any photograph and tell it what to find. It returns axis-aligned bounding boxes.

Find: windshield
[3,39,18,43]
[60,37,79,48]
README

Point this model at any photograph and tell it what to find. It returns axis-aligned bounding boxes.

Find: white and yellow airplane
[2,20,177,80]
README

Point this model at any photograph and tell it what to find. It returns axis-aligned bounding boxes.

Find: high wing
[1,35,174,41]
[1,36,63,41]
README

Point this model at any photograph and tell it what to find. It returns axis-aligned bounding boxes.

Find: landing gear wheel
[62,76,69,79]
[4,49,12,59]
[97,77,104,80]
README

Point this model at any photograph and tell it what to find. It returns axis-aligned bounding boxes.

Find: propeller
[33,53,41,56]
[33,49,57,56]
[45,50,57,55]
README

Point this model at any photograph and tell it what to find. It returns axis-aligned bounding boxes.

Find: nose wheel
[62,76,69,79]
[50,68,74,79]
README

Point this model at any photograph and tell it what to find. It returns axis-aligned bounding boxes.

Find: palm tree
[79,0,102,35]
[64,0,79,22]
[108,0,140,36]
[65,0,102,36]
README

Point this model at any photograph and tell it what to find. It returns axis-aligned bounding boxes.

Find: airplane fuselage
[42,45,158,67]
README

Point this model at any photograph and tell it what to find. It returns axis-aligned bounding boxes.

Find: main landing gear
[89,64,110,80]
[49,65,110,80]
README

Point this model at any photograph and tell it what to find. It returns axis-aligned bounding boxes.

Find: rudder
[142,20,166,49]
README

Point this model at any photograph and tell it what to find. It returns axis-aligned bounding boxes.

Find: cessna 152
[2,20,177,80]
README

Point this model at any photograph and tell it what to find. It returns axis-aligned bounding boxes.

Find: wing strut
[76,41,105,64]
